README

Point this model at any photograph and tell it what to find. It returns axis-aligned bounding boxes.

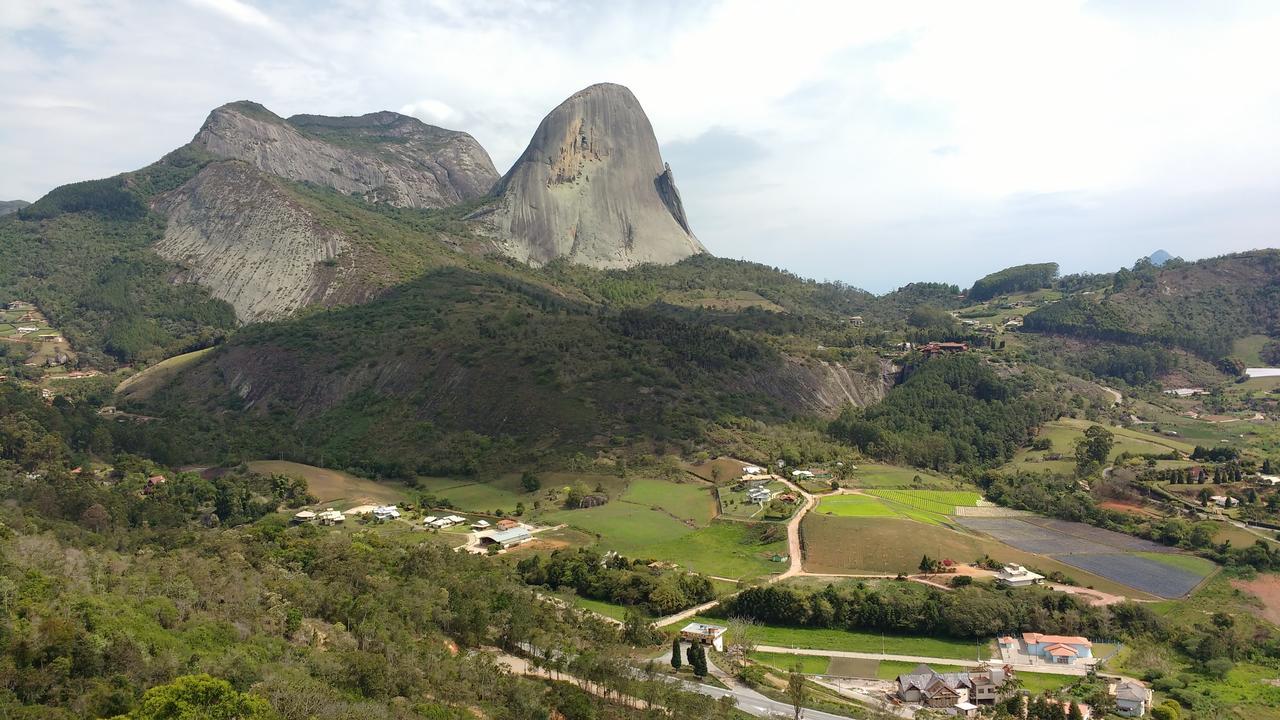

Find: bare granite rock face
[191,102,498,208]
[480,83,706,269]
[154,161,374,323]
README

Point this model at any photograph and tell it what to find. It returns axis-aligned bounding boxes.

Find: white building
[372,505,401,521]
[747,487,772,503]
[471,519,491,530]
[1209,495,1238,508]
[317,508,345,525]
[680,622,727,651]
[742,465,765,475]
[292,510,316,524]
[790,470,815,479]
[482,527,533,549]
[994,564,1044,588]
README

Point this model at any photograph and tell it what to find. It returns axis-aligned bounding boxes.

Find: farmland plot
[956,516,1213,598]
[1058,554,1206,598]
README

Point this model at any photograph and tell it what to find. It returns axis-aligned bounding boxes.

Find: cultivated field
[816,489,978,526]
[248,460,407,508]
[955,516,1213,598]
[801,514,1158,599]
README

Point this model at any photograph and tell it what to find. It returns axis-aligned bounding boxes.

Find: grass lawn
[697,616,984,659]
[683,456,757,484]
[865,490,981,514]
[643,521,786,580]
[550,591,635,621]
[1006,418,1195,474]
[621,477,715,525]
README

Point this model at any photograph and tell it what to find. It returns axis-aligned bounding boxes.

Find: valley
[2,78,1279,720]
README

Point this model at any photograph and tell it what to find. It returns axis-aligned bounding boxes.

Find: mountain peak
[189,100,498,208]
[485,83,705,269]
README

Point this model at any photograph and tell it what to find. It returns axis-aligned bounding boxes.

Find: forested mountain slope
[138,263,894,475]
[1024,250,1280,359]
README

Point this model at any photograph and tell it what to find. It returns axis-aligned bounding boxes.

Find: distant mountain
[478,83,706,269]
[1147,249,1174,266]
[1023,250,1280,359]
[0,200,28,216]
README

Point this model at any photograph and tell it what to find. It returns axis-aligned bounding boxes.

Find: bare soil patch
[1233,574,1280,626]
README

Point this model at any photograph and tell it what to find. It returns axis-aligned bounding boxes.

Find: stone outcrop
[191,102,498,208]
[154,161,373,322]
[480,83,706,269]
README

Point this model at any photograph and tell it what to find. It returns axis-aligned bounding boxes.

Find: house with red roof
[1018,632,1093,665]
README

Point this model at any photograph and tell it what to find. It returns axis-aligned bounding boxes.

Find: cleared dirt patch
[1232,575,1280,626]
[827,656,880,678]
[248,460,406,507]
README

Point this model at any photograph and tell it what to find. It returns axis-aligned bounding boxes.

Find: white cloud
[399,98,458,125]
[2,0,1278,291]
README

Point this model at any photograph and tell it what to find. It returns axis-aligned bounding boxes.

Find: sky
[3,0,1279,293]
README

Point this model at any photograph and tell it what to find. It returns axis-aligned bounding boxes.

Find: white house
[15,326,38,335]
[1256,475,1280,487]
[471,519,491,530]
[679,622,727,651]
[994,564,1044,588]
[790,470,815,479]
[1209,495,1238,508]
[741,465,765,475]
[372,505,400,521]
[747,487,772,503]
[1110,680,1153,717]
[317,508,345,525]
[292,510,316,524]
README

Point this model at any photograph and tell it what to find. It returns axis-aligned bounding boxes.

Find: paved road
[683,677,855,720]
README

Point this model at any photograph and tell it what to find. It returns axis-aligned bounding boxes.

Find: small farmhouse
[1209,495,1238,508]
[994,564,1044,588]
[1110,679,1153,717]
[317,508,344,525]
[292,510,316,524]
[741,465,765,475]
[471,519,491,530]
[679,622,727,651]
[372,505,400,521]
[747,486,772,503]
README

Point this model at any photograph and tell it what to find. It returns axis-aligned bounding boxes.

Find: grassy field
[621,477,716,525]
[114,347,215,402]
[1135,551,1219,578]
[802,514,1158,599]
[816,494,900,518]
[700,616,985,659]
[1233,334,1272,366]
[247,460,407,508]
[542,501,695,554]
[865,489,981,514]
[847,463,960,489]
[1007,418,1196,474]
[643,521,787,580]
[683,456,757,484]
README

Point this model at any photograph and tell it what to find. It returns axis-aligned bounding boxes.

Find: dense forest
[0,384,738,720]
[828,354,1060,469]
[968,262,1059,301]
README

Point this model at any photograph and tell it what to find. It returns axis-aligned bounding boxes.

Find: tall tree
[787,663,806,720]
[671,637,682,670]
